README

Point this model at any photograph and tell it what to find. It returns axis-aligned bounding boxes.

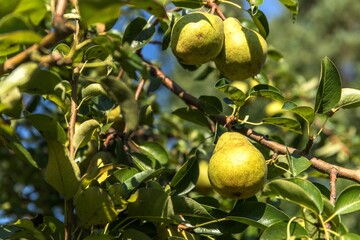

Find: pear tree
[1,0,360,239]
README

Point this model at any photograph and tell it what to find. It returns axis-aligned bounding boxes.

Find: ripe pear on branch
[214,17,268,81]
[208,132,267,199]
[170,12,224,65]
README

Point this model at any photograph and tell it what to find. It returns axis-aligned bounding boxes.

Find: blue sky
[259,0,285,19]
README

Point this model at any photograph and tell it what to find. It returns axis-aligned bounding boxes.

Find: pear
[171,12,224,65]
[214,17,267,81]
[195,160,213,194]
[208,132,267,199]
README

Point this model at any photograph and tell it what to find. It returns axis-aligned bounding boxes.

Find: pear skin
[208,132,267,199]
[214,17,267,81]
[171,12,224,65]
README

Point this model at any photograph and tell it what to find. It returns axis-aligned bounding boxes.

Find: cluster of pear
[170,12,268,81]
[208,132,267,199]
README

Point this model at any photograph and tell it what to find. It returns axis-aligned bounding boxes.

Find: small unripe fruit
[171,12,224,65]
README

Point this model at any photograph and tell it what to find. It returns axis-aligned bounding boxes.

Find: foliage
[1,0,360,239]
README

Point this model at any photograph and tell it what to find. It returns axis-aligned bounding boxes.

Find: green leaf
[138,142,169,165]
[120,229,151,240]
[0,87,23,118]
[0,123,39,168]
[0,0,20,17]
[26,114,67,144]
[267,48,284,61]
[9,0,47,25]
[263,178,323,214]
[340,233,360,240]
[0,30,42,44]
[42,216,65,240]
[215,78,246,108]
[20,68,66,97]
[287,151,312,177]
[170,157,199,195]
[162,13,180,50]
[101,77,139,131]
[249,9,269,39]
[118,43,146,78]
[84,45,110,61]
[315,57,342,114]
[260,221,308,240]
[8,142,39,169]
[81,83,108,100]
[73,119,100,153]
[139,104,154,125]
[0,42,21,56]
[249,84,284,101]
[278,0,298,16]
[227,201,289,229]
[262,117,302,134]
[112,167,139,183]
[12,219,46,240]
[81,155,117,188]
[282,102,315,125]
[334,88,360,110]
[83,235,116,240]
[0,14,27,34]
[127,188,174,222]
[122,168,166,197]
[123,17,155,50]
[334,185,360,215]
[172,107,209,127]
[131,152,159,171]
[53,43,70,57]
[75,186,117,227]
[0,62,37,95]
[129,0,168,20]
[199,95,223,115]
[78,0,122,25]
[122,17,148,44]
[172,196,213,219]
[45,140,80,200]
[171,0,203,8]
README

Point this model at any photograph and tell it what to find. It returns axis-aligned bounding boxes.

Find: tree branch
[0,22,74,76]
[149,63,360,184]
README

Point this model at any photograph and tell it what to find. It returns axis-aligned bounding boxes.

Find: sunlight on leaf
[334,88,360,110]
[334,185,360,216]
[45,140,80,200]
[263,178,323,214]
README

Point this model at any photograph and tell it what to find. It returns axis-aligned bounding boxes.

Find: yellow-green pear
[195,160,213,194]
[171,12,224,65]
[208,132,267,199]
[214,17,267,81]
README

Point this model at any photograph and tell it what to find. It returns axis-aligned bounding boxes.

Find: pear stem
[206,0,226,20]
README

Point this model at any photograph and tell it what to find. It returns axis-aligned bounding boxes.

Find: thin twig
[116,68,124,80]
[0,23,74,75]
[54,0,68,27]
[135,79,146,101]
[329,168,338,205]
